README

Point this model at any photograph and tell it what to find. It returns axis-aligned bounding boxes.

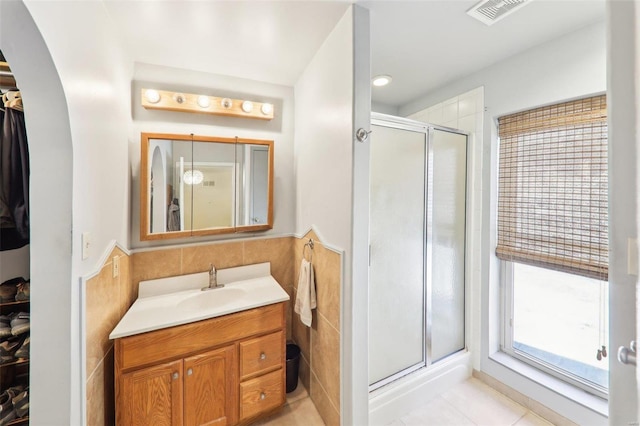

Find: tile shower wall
[293,230,341,426]
[85,246,132,426]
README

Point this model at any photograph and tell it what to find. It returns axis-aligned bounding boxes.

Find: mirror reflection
[141,133,273,241]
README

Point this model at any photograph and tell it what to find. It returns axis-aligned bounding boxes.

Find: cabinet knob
[172,372,179,380]
[260,352,267,360]
[260,392,266,400]
[187,368,193,376]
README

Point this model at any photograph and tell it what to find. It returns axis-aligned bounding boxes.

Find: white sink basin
[109,262,289,339]
[178,287,247,311]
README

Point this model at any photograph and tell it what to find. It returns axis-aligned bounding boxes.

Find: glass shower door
[428,129,467,362]
[368,124,426,388]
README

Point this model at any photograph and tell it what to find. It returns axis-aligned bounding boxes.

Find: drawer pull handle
[260,392,266,400]
[187,368,193,376]
[260,352,267,360]
[172,372,179,380]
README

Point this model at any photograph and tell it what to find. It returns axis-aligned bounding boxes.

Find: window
[497,95,609,396]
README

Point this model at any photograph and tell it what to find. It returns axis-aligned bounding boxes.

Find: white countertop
[109,263,289,339]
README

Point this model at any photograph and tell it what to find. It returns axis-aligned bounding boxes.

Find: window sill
[487,351,608,419]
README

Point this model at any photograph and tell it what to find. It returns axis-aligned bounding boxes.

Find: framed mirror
[140,132,274,240]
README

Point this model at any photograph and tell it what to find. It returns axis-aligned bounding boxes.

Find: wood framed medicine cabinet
[140,132,274,241]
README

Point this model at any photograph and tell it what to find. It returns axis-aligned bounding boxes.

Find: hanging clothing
[167,199,180,232]
[0,90,30,251]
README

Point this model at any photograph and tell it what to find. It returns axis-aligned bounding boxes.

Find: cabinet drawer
[239,369,284,421]
[240,331,283,379]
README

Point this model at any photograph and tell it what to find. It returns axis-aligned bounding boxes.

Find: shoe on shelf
[0,316,11,339]
[1,385,24,400]
[0,277,23,303]
[0,390,15,425]
[10,312,29,336]
[0,336,24,364]
[14,336,29,360]
[14,280,29,302]
[12,388,28,419]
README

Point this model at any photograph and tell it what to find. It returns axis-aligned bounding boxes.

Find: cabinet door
[119,359,183,426]
[184,345,237,426]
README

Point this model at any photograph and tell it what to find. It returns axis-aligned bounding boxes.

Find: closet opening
[0,50,31,426]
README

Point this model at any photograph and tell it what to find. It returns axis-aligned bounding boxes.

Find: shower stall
[368,113,468,391]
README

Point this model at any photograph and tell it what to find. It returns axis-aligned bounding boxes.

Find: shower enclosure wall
[368,113,468,391]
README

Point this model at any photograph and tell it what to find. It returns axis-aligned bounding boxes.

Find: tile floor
[258,380,325,426]
[390,378,553,426]
[261,377,554,426]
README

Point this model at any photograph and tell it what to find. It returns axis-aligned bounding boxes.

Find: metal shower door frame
[368,112,469,392]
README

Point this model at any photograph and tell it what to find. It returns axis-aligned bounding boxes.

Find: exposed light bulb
[372,75,393,87]
[197,95,210,108]
[145,89,161,103]
[221,98,232,109]
[241,101,253,113]
[261,103,273,115]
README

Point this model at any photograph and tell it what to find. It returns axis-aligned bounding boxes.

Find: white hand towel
[294,258,317,327]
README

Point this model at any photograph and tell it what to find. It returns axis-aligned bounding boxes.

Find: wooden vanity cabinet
[114,303,286,426]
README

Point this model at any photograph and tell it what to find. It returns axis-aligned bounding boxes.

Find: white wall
[25,1,132,271]
[14,1,132,423]
[294,12,353,250]
[372,100,398,115]
[131,63,295,248]
[294,6,361,424]
[0,2,74,423]
[400,21,608,425]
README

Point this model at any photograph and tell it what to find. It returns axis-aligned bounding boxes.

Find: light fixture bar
[141,88,274,121]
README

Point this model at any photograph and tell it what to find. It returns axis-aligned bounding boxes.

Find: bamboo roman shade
[496,95,608,280]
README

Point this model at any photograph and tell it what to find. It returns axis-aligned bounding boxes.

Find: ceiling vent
[467,0,535,26]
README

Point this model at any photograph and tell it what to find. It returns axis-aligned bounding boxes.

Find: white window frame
[500,260,609,400]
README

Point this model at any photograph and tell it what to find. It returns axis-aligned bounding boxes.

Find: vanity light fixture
[140,88,274,120]
[183,169,204,185]
[261,103,273,116]
[372,75,393,87]
[145,89,161,104]
[197,95,210,108]
[241,101,253,113]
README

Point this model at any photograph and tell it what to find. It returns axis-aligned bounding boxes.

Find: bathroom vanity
[110,263,289,425]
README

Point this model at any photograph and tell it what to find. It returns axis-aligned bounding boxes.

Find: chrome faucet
[202,263,224,291]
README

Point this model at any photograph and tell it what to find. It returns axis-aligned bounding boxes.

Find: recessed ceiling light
[372,75,392,87]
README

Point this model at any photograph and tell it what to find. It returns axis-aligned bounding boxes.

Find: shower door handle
[617,341,637,366]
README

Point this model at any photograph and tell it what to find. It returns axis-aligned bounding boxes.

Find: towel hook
[303,239,314,263]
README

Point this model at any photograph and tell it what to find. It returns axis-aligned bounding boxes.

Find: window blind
[496,95,608,280]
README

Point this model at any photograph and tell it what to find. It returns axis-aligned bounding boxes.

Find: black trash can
[286,343,301,393]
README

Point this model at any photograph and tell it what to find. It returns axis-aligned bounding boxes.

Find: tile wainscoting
[293,230,342,426]
[85,246,132,425]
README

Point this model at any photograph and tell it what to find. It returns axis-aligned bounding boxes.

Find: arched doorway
[0,1,74,423]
